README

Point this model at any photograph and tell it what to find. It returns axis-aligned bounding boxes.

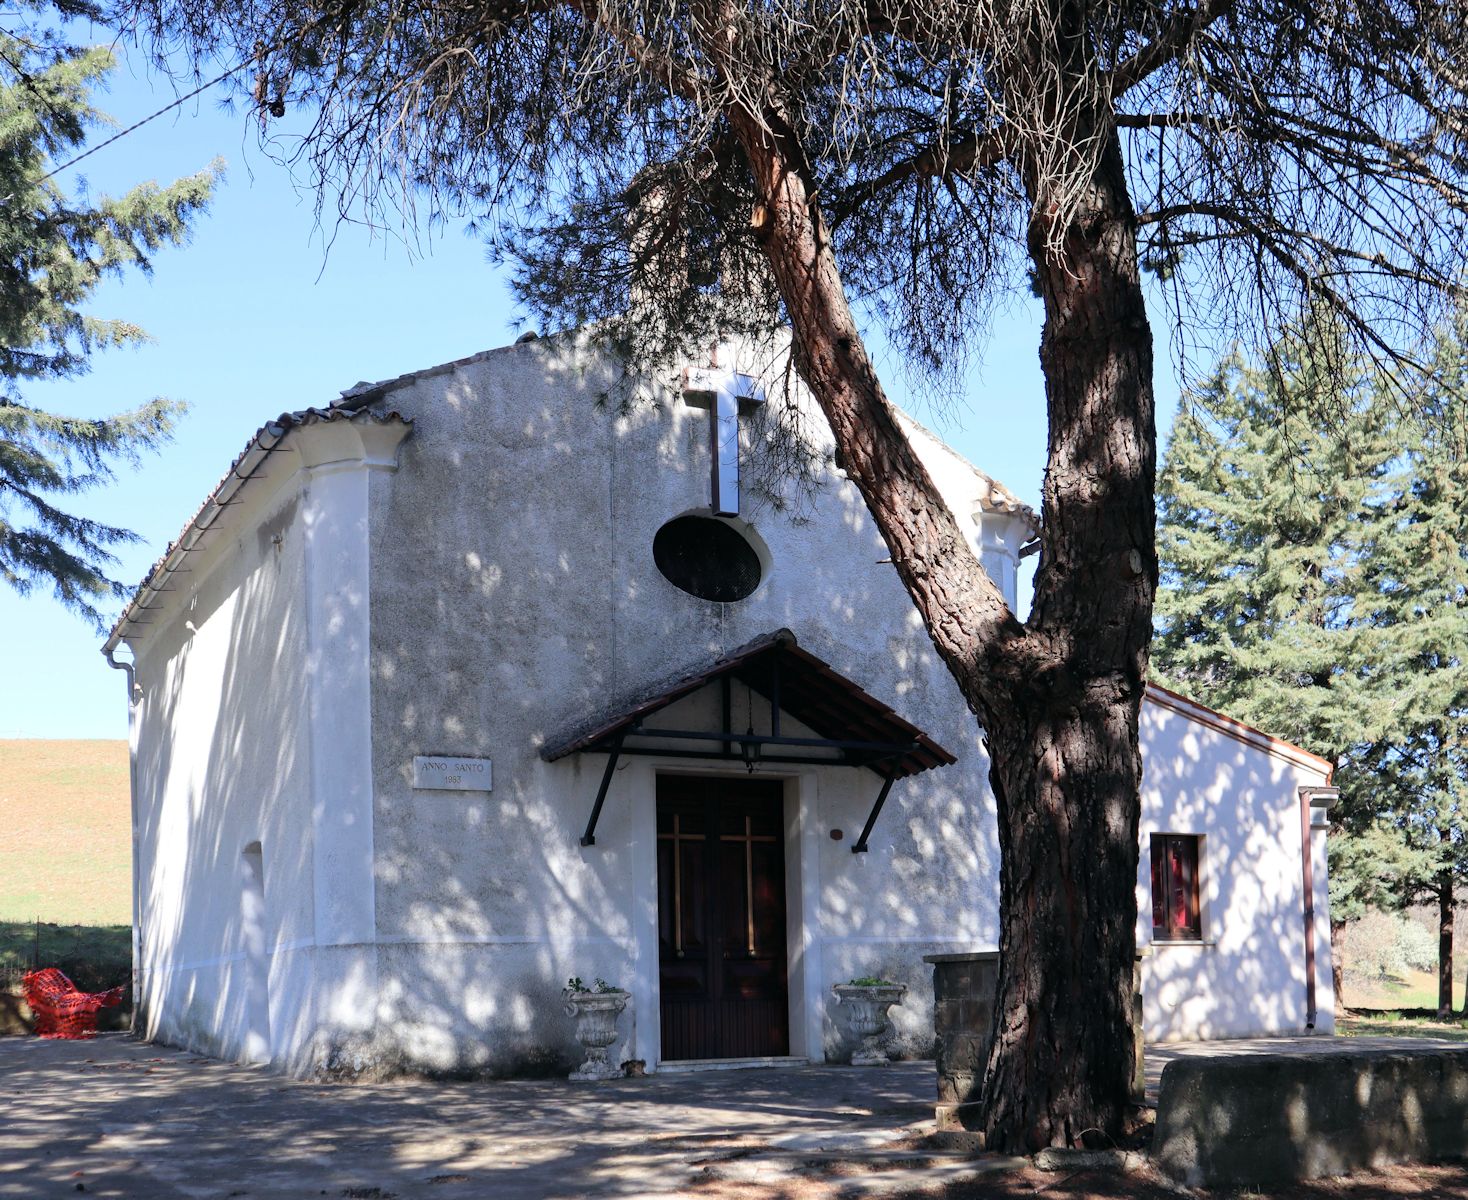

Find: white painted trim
[303,463,378,951]
[154,951,247,972]
[628,759,660,1067]
[656,1056,807,1074]
[272,937,319,954]
[629,759,824,1070]
[108,414,411,656]
[570,751,967,1071]
[780,772,805,1059]
[305,458,374,481]
[1198,831,1210,943]
[126,664,143,1019]
[1146,940,1218,950]
[1309,807,1336,1031]
[1143,829,1208,945]
[298,450,397,1052]
[794,770,825,1064]
[148,941,318,976]
[148,934,641,979]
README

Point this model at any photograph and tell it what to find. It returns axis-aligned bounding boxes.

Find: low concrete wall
[1153,1047,1468,1187]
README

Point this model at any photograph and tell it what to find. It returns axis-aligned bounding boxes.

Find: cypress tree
[1349,316,1468,1014]
[1153,321,1392,750]
[1154,317,1468,1015]
[0,1,218,626]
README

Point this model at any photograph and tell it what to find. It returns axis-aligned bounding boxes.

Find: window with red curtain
[1150,833,1201,940]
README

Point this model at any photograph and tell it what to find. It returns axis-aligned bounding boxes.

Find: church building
[103,331,1337,1078]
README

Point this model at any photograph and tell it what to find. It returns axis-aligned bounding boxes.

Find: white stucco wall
[359,332,1004,1074]
[1138,688,1335,1041]
[124,414,410,1073]
[120,328,1336,1078]
[130,465,317,1064]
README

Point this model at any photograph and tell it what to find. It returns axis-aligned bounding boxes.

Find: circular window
[653,516,763,602]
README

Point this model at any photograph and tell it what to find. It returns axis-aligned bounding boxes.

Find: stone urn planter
[563,981,630,1081]
[833,981,908,1066]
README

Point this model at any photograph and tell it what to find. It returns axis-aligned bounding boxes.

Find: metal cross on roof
[681,346,766,517]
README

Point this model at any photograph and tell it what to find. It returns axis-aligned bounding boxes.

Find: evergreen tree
[1154,318,1468,1015]
[1152,317,1392,750]
[0,2,218,626]
[1349,315,1468,1014]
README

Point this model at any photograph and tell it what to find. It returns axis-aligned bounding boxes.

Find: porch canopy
[542,629,955,852]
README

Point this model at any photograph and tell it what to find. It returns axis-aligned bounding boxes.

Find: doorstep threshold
[657,1055,811,1074]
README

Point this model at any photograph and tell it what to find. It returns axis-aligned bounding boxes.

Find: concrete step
[654,1055,809,1073]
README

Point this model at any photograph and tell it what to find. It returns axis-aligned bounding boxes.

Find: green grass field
[1342,964,1467,1013]
[0,739,131,924]
[0,740,132,991]
[1336,957,1468,1042]
[0,921,131,992]
[1339,1012,1468,1041]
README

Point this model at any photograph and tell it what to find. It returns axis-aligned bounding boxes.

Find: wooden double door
[656,776,790,1061]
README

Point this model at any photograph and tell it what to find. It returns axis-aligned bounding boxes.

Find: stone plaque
[412,756,493,792]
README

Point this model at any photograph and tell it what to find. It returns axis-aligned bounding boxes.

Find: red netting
[23,968,126,1040]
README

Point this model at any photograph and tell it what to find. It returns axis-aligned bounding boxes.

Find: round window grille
[653,516,763,603]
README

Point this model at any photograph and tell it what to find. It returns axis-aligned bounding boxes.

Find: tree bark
[721,79,1154,1146]
[1439,829,1454,1018]
[977,127,1155,1149]
[723,103,1024,691]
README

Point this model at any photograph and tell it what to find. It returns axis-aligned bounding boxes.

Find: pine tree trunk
[1439,835,1454,1018]
[977,113,1155,1150]
[726,83,1154,1147]
[980,696,1146,1147]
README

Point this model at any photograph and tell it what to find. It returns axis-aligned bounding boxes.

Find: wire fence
[0,920,132,994]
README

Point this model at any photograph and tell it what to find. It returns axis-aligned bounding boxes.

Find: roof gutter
[103,645,142,1028]
[1299,785,1339,1031]
[103,420,293,654]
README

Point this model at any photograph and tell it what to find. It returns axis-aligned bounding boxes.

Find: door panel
[657,776,789,1060]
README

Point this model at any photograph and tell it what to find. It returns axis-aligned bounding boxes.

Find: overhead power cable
[1,43,270,205]
[31,52,261,187]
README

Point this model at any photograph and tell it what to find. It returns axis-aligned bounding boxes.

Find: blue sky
[2,34,1187,739]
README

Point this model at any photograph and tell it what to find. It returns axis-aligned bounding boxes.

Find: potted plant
[563,976,630,1081]
[832,976,908,1066]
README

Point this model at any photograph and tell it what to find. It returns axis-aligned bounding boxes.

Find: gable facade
[106,332,1334,1078]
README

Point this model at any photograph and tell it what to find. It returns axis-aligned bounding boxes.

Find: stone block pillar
[925,949,1149,1131]
[924,951,998,1131]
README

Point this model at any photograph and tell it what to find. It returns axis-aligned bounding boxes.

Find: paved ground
[5,1033,1467,1200]
[0,1035,1009,1199]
